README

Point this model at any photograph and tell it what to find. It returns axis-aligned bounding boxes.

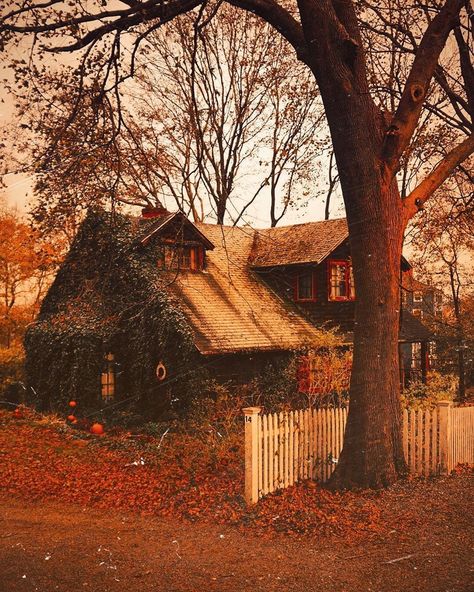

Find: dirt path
[1,475,473,592]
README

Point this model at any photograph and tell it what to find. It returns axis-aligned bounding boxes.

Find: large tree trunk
[330,181,407,488]
[297,1,408,488]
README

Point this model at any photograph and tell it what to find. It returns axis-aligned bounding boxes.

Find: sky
[1,39,36,213]
[0,26,345,227]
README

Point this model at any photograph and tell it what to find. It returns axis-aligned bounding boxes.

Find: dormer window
[294,271,316,301]
[161,245,204,271]
[328,260,355,301]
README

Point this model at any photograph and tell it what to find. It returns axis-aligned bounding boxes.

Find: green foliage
[401,370,457,408]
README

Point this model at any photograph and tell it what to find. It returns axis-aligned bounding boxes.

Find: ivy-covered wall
[24,210,206,418]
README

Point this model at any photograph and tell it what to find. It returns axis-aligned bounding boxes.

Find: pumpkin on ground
[90,423,104,435]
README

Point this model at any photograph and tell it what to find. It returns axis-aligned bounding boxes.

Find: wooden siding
[258,240,355,333]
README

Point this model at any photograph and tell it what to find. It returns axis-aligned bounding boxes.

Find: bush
[402,370,457,408]
[0,344,25,394]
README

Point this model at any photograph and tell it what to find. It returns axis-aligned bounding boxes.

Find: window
[328,260,355,301]
[101,353,115,402]
[411,342,421,369]
[412,308,423,319]
[295,271,316,301]
[161,245,203,271]
[413,291,423,303]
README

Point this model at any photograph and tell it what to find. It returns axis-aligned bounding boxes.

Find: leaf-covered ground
[0,408,473,591]
[0,408,390,538]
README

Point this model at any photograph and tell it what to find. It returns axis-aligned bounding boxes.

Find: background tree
[0,204,62,348]
[1,0,473,488]
[5,6,327,232]
[409,174,474,401]
[131,7,326,225]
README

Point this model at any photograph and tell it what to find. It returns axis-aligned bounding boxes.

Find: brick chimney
[141,205,170,219]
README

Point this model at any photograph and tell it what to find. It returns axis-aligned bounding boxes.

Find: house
[25,207,432,416]
[400,272,443,385]
[402,272,443,321]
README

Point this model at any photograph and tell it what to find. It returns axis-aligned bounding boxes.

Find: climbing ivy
[25,210,206,419]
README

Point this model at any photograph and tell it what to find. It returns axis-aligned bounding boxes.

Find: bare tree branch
[381,0,466,176]
[403,133,474,222]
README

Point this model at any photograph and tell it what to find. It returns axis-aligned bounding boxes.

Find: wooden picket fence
[243,401,474,504]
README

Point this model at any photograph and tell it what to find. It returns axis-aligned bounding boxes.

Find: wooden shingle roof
[167,223,335,355]
[250,218,348,268]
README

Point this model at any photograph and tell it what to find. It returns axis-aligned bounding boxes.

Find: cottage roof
[40,210,432,357]
[165,220,431,352]
[250,218,349,268]
[402,273,437,294]
[166,223,333,355]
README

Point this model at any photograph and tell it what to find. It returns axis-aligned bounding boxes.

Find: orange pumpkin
[90,423,104,435]
[67,414,76,422]
[69,401,77,408]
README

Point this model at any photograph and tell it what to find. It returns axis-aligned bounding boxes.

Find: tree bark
[296,0,407,487]
[330,181,407,488]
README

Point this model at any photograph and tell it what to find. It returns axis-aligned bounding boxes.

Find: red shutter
[198,246,204,270]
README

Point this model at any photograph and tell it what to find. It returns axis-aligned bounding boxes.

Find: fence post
[437,400,452,474]
[243,406,261,505]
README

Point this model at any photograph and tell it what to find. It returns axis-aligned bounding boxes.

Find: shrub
[402,370,457,408]
[0,344,25,394]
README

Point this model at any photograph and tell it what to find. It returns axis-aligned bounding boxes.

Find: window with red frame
[328,260,355,301]
[294,270,317,301]
[161,245,204,271]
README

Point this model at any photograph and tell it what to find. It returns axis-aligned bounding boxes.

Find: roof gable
[140,212,215,249]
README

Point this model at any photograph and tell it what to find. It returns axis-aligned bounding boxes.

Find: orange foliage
[0,207,64,348]
[0,410,391,539]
